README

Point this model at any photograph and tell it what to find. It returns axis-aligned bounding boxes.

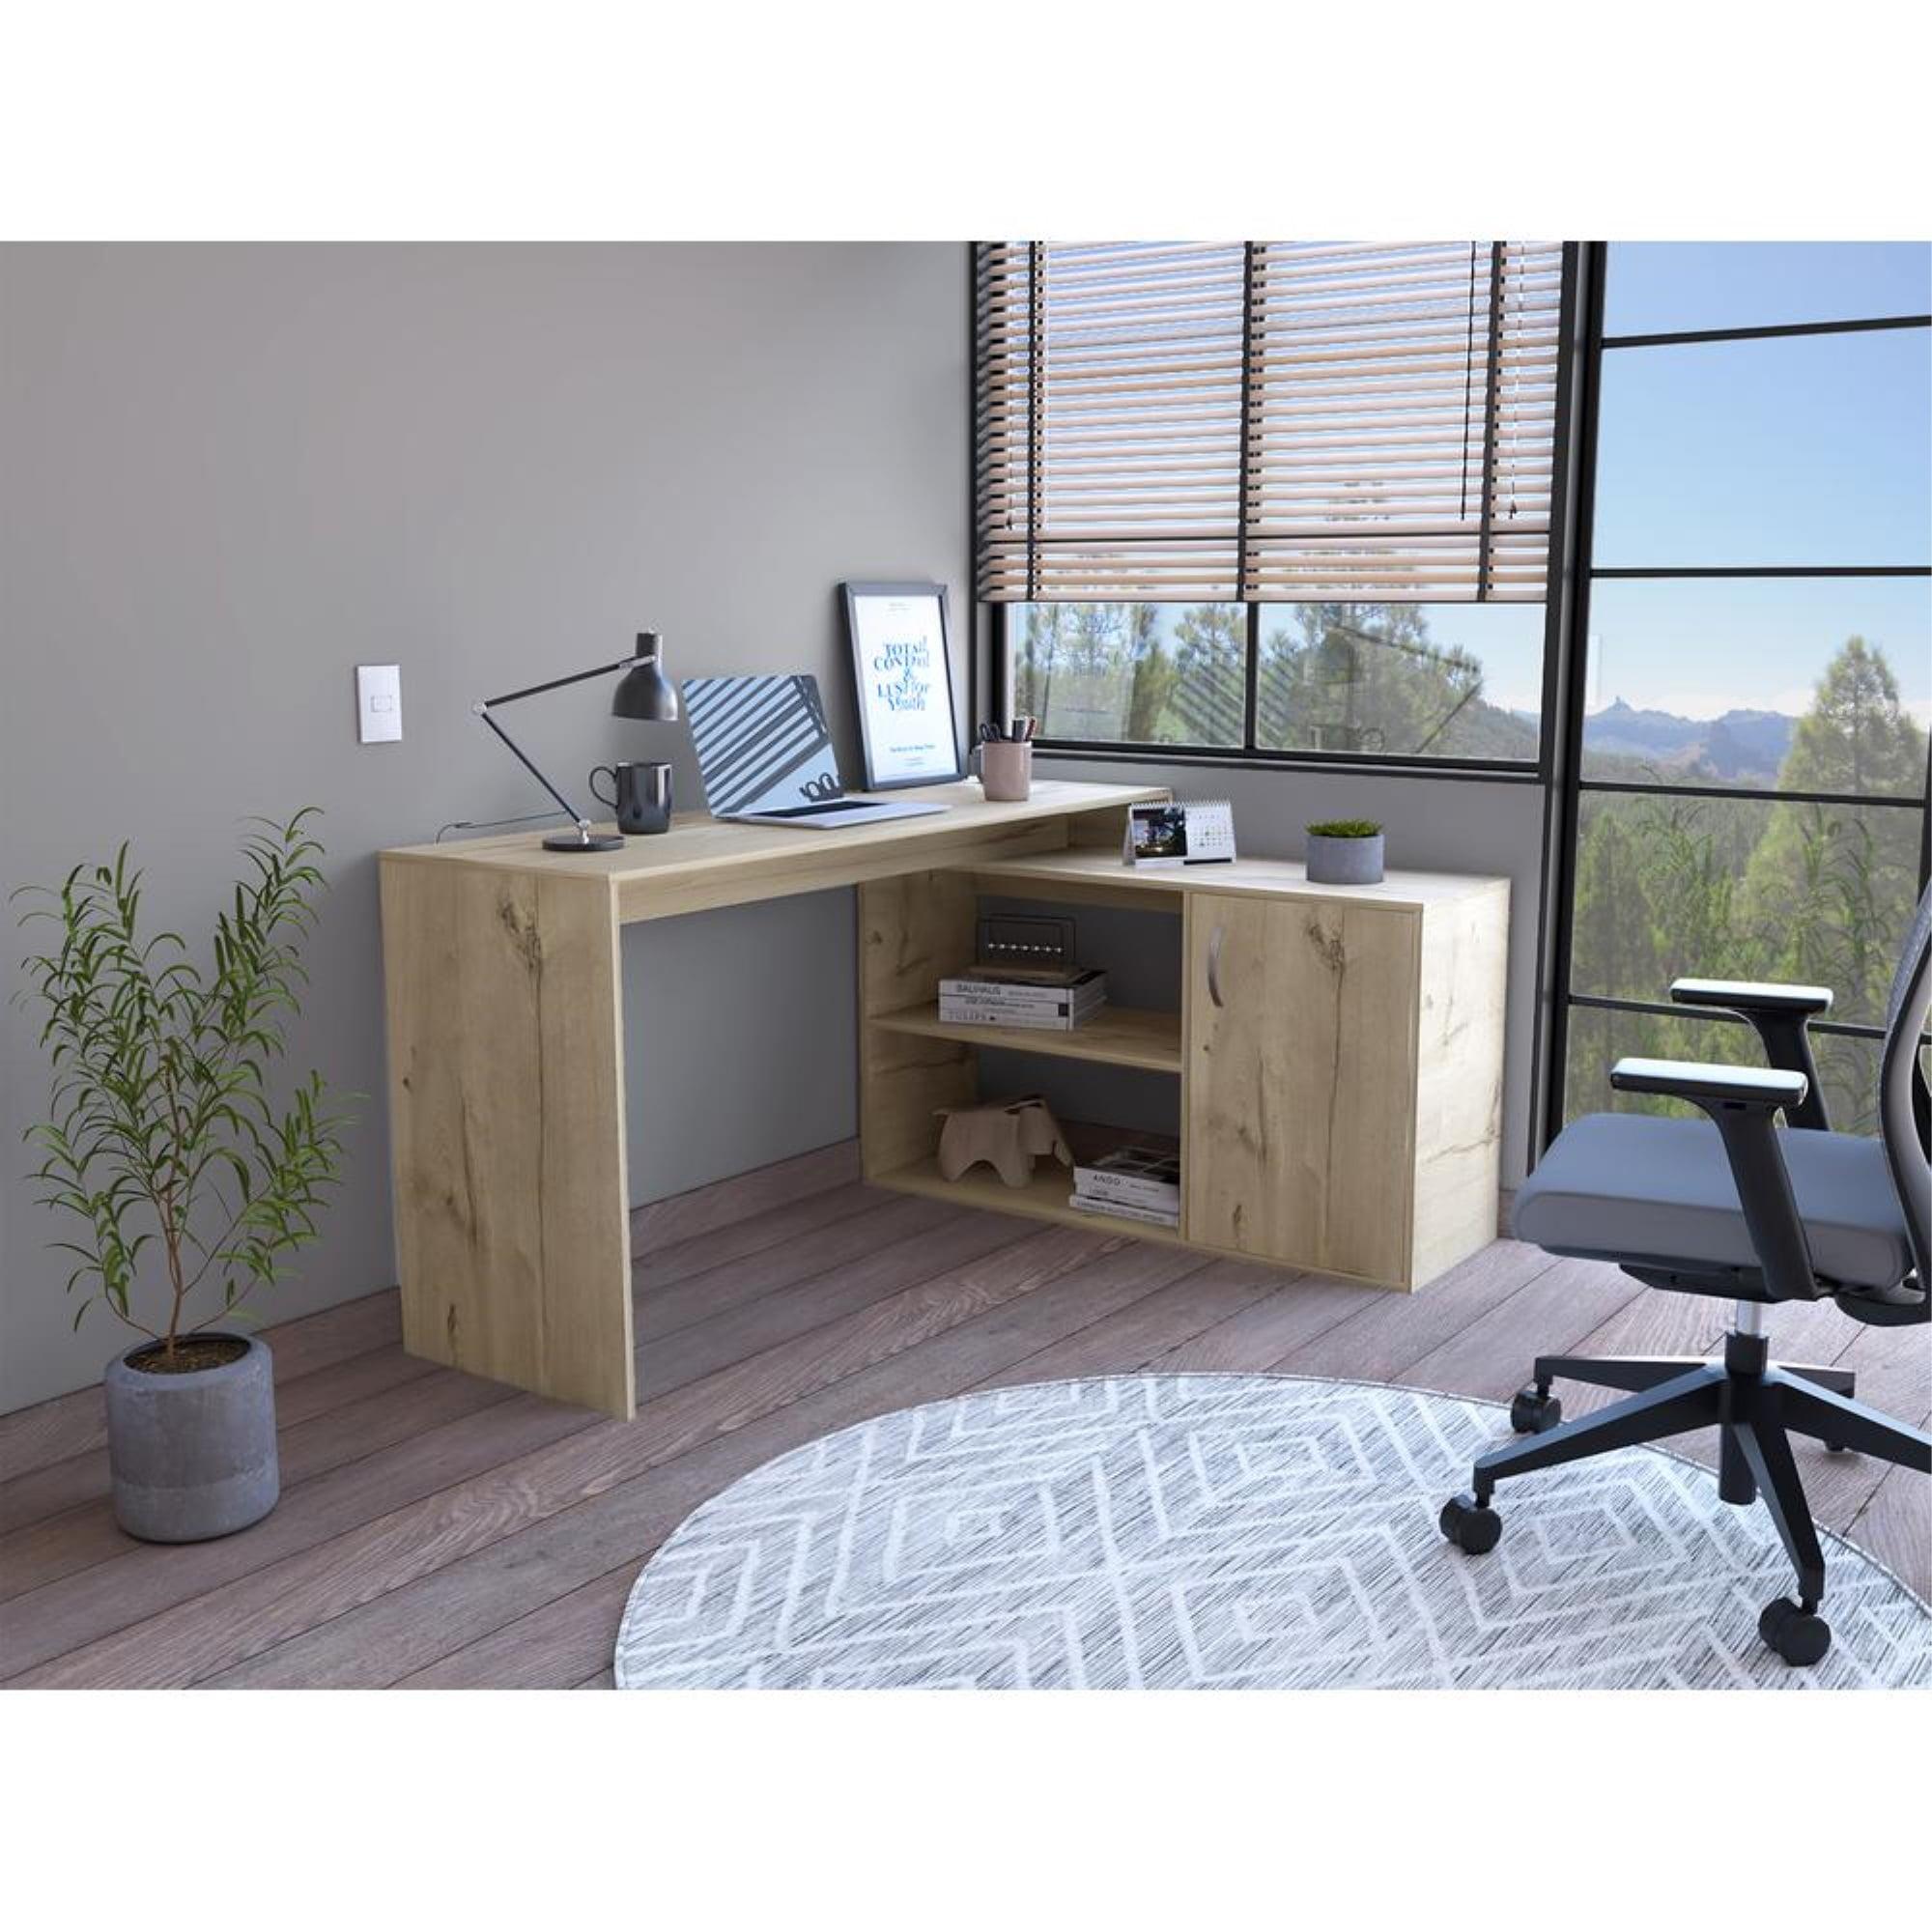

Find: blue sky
[1457,242,1932,723]
[1603,242,1931,334]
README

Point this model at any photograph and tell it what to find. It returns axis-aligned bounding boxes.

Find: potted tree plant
[1304,817,1386,885]
[16,811,350,1542]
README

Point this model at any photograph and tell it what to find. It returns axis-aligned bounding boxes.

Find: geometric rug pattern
[613,1375,1932,1690]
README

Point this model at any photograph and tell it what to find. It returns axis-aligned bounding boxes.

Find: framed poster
[841,581,965,790]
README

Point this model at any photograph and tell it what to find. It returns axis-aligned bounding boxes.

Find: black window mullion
[1566,990,1889,1042]
[1538,242,1607,1155]
[1601,312,1930,351]
[1241,602,1262,752]
[1591,565,1929,580]
[1577,777,1928,811]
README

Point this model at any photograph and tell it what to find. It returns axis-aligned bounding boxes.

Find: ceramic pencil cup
[979,740,1033,802]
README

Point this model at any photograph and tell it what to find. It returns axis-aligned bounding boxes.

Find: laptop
[682,674,949,828]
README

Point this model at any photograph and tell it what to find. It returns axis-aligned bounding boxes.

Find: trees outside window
[1009,599,1545,763]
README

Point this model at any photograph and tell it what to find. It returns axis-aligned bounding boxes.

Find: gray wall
[0,242,967,1412]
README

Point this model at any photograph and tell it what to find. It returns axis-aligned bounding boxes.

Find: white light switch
[356,664,403,744]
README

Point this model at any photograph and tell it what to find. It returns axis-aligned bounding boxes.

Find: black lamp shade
[612,632,680,722]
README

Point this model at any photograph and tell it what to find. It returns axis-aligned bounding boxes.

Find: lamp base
[543,830,626,853]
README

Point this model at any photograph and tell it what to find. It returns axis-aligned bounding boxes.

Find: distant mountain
[1437,692,1538,760]
[1698,709,1795,779]
[1581,698,1794,783]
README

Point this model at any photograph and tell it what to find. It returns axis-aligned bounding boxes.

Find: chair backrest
[1880,881,1932,1284]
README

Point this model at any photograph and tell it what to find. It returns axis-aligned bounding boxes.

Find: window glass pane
[1604,242,1932,336]
[1592,328,1932,566]
[1569,790,1924,1030]
[1579,579,1931,793]
[1009,603,1245,747]
[1254,603,1543,760]
[1563,1005,1883,1138]
[1009,601,1548,758]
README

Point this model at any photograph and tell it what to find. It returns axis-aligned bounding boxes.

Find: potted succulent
[15,811,350,1542]
[1304,817,1386,886]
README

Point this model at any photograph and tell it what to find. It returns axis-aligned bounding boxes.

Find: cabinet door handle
[1207,924,1226,1009]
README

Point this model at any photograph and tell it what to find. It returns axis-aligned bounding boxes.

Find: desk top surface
[383,781,1511,918]
[381,779,1166,887]
[971,846,1511,912]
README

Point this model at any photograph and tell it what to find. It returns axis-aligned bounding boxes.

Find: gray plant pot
[102,1333,279,1542]
[1305,831,1385,885]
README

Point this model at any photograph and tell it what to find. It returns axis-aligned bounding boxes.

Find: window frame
[974,242,1584,782]
[1535,242,1932,1151]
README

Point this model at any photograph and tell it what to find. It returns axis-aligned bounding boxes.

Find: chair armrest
[1609,1057,1816,1298]
[1611,1057,1809,1109]
[1670,978,1832,1015]
[1666,980,1833,1130]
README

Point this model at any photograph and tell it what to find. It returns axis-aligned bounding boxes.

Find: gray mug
[590,760,673,836]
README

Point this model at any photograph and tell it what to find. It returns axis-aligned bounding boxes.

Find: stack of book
[1068,1145,1181,1228]
[937,966,1108,1032]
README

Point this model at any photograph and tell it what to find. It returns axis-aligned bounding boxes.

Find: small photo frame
[841,582,966,791]
[1127,802,1190,867]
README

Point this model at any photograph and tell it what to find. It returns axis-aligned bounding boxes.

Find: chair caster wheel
[1439,1492,1502,1555]
[1509,1385,1562,1434]
[1759,1597,1832,1666]
[1824,1441,1850,1454]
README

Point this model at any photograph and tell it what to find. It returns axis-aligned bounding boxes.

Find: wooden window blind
[976,240,1564,603]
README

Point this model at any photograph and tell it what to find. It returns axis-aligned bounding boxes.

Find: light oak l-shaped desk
[380,779,1508,1419]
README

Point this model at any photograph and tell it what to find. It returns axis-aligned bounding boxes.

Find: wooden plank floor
[3,1139,1926,1690]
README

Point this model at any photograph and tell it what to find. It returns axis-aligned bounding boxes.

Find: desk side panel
[1408,882,1510,1288]
[380,857,635,1416]
[858,870,980,1178]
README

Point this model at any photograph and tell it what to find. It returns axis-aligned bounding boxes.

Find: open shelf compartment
[873,1146,1188,1245]
[857,850,1185,1247]
[868,1000,1181,1074]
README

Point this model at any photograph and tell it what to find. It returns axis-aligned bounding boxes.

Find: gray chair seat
[1515,1113,1911,1290]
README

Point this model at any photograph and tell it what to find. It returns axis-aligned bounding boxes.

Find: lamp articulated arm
[471,701,598,843]
[478,648,654,712]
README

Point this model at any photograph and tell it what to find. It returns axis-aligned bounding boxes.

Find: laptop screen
[682,674,845,816]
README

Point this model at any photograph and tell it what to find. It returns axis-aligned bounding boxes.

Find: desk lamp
[473,631,681,852]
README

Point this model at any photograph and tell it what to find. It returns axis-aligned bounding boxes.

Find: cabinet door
[1184,894,1419,1284]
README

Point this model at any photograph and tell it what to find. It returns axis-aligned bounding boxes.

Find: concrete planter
[102,1333,279,1542]
[1305,831,1385,886]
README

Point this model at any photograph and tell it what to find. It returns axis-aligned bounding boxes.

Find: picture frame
[841,581,965,790]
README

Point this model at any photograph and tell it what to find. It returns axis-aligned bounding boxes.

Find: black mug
[590,760,673,836]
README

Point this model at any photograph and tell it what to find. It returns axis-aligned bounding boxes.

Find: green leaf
[16,810,347,1337]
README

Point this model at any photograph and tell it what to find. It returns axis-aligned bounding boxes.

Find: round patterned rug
[613,1374,1932,1690]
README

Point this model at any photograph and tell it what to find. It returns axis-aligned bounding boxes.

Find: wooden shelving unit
[856,838,1510,1294]
[869,1001,1182,1074]
[857,859,1188,1250]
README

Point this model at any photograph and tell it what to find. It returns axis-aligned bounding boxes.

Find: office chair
[1440,885,1932,1665]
